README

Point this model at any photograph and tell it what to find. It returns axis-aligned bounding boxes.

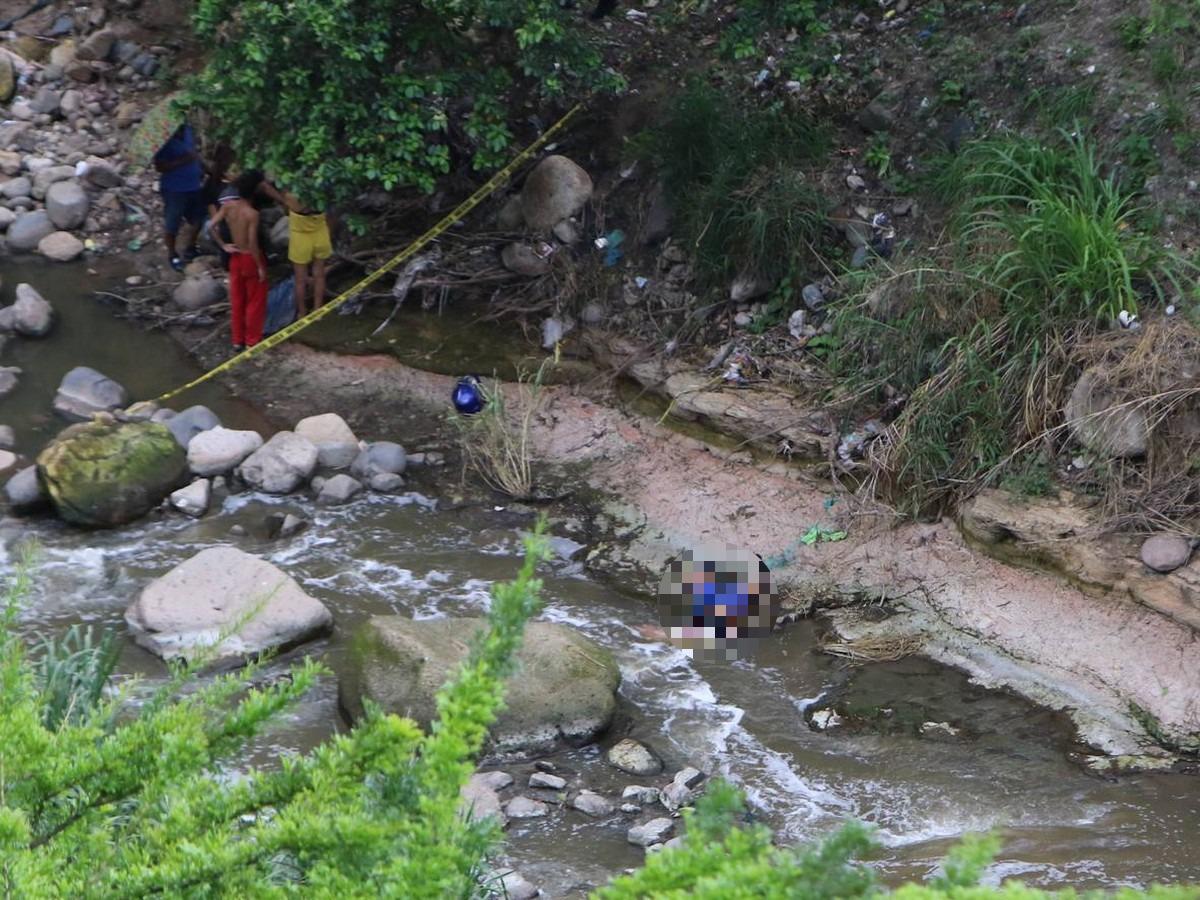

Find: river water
[3,260,1199,896]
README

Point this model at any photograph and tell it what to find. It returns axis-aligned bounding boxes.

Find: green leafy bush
[189,0,617,206]
[0,531,551,896]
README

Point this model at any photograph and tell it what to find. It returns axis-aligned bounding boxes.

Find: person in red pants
[209,170,269,350]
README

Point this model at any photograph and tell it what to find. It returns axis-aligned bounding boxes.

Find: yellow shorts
[288,211,332,265]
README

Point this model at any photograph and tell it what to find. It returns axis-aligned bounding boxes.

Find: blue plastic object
[453,375,485,415]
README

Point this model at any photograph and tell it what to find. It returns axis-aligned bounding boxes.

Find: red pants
[229,252,267,347]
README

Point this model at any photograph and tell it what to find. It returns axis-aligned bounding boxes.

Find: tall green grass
[836,133,1190,515]
[646,80,830,294]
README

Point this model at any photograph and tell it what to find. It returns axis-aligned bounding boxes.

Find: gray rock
[621,785,660,805]
[580,301,605,325]
[495,871,538,900]
[520,155,593,231]
[166,405,221,449]
[0,207,16,230]
[529,772,567,790]
[1140,534,1193,574]
[76,30,116,62]
[8,211,55,252]
[660,780,693,811]
[0,307,14,332]
[1,176,31,199]
[501,242,552,277]
[640,182,671,245]
[0,425,14,449]
[29,88,61,116]
[52,365,128,420]
[1064,369,1148,458]
[606,738,663,776]
[172,275,224,311]
[187,427,263,477]
[730,273,769,303]
[553,219,580,244]
[673,767,706,789]
[82,160,123,189]
[38,231,84,262]
[316,473,363,505]
[169,479,210,518]
[341,617,620,758]
[571,790,615,818]
[350,441,406,479]
[59,89,82,116]
[801,283,825,311]
[460,774,507,829]
[496,194,524,230]
[476,770,514,791]
[856,95,895,133]
[505,796,549,819]
[627,818,675,847]
[124,546,333,668]
[279,513,307,538]
[294,413,359,469]
[0,366,19,398]
[237,431,319,493]
[367,472,405,493]
[4,465,46,511]
[33,166,78,201]
[45,180,89,229]
[0,449,14,472]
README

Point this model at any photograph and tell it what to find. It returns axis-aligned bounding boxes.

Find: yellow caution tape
[153,103,583,404]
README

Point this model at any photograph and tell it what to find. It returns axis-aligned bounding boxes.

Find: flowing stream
[3,260,1199,897]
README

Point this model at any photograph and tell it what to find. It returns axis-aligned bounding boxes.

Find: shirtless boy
[209,170,269,351]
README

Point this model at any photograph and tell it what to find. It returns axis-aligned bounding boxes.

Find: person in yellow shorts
[261,181,333,317]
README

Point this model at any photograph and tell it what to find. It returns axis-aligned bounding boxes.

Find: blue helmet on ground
[453,375,485,415]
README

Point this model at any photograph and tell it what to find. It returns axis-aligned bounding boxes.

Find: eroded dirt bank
[172,336,1200,761]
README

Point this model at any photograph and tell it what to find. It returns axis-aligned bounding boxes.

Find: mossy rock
[341,616,621,759]
[37,418,187,527]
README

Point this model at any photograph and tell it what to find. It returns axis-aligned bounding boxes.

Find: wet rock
[920,721,962,741]
[477,771,514,791]
[495,871,538,900]
[169,479,210,518]
[273,512,308,539]
[809,708,842,731]
[1064,369,1148,458]
[4,465,46,511]
[38,419,186,526]
[165,405,221,449]
[46,180,89,229]
[237,431,319,494]
[621,785,659,805]
[460,774,508,828]
[1140,534,1193,574]
[501,242,552,277]
[7,210,55,252]
[367,472,405,493]
[571,790,615,817]
[172,275,224,311]
[295,412,359,469]
[606,737,663,776]
[187,427,264,477]
[660,767,705,811]
[0,425,14,449]
[1083,753,1178,775]
[520,155,593,231]
[52,366,128,420]
[350,441,406,479]
[317,473,363,505]
[505,796,549,819]
[627,817,674,847]
[528,772,567,790]
[126,546,332,668]
[38,231,84,262]
[0,366,19,398]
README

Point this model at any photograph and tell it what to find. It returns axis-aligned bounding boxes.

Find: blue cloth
[162,189,206,234]
[264,277,297,336]
[453,377,485,415]
[155,124,204,194]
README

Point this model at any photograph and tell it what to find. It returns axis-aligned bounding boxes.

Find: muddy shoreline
[157,317,1200,764]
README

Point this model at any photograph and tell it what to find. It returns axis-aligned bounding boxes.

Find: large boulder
[341,616,621,758]
[187,426,263,476]
[1064,369,1149,458]
[45,180,89,229]
[520,155,593,231]
[294,413,359,469]
[38,231,84,262]
[172,275,224,311]
[165,405,221,448]
[37,419,186,527]
[237,431,318,493]
[125,546,333,669]
[52,366,129,420]
[3,465,46,511]
[12,284,53,336]
[7,211,55,252]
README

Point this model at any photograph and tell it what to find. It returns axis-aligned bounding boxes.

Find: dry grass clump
[818,633,925,664]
